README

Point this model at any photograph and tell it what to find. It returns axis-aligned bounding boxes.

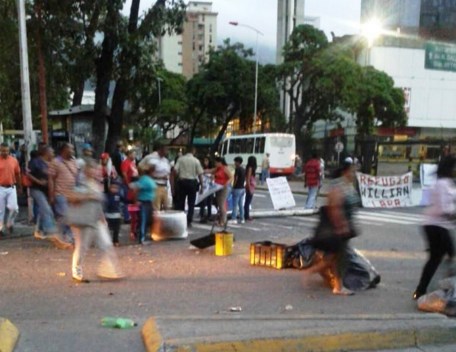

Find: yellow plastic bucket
[215,232,233,256]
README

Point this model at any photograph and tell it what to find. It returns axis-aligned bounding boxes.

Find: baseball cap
[82,143,93,151]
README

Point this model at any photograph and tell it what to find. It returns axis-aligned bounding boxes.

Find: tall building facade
[276,0,305,123]
[276,0,305,64]
[158,1,217,79]
[361,0,456,40]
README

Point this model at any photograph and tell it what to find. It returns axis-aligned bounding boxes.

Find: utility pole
[17,0,34,161]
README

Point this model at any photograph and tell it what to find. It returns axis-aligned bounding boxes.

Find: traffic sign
[335,142,344,153]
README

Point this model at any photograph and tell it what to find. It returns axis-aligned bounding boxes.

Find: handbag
[65,200,103,227]
[312,206,357,253]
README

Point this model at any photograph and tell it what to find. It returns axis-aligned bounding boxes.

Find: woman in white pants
[67,159,123,283]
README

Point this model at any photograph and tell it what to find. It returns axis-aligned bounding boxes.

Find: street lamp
[229,21,264,133]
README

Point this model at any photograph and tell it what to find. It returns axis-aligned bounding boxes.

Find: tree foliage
[279,24,406,157]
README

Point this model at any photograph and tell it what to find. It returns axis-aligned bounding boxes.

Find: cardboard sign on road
[266,177,296,210]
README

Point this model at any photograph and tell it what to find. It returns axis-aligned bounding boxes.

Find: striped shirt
[48,157,78,196]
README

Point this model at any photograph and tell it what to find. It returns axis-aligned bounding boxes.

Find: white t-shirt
[424,178,456,229]
[139,152,171,186]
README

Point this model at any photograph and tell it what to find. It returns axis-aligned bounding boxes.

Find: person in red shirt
[0,142,22,236]
[121,149,139,237]
[304,152,321,209]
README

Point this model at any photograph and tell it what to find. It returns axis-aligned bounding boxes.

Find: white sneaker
[240,220,245,224]
[228,220,238,225]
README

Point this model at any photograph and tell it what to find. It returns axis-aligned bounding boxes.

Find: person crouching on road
[0,142,22,237]
[413,156,456,300]
[129,165,157,245]
[307,161,359,296]
[67,160,123,283]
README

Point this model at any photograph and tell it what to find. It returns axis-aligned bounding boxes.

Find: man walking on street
[174,146,203,228]
[48,143,78,246]
[304,152,321,209]
[0,143,21,236]
[260,153,270,185]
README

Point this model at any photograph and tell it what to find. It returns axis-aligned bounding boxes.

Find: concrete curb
[250,208,318,218]
[142,318,164,352]
[0,318,19,352]
[142,314,456,352]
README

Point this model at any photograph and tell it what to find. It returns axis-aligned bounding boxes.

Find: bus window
[254,137,265,154]
[229,139,241,154]
[243,137,254,154]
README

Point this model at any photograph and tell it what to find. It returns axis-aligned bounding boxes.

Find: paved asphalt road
[0,191,447,351]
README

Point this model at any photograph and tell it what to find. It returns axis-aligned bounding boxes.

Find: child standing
[105,183,122,246]
[130,165,157,245]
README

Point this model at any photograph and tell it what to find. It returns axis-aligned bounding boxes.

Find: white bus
[220,133,296,176]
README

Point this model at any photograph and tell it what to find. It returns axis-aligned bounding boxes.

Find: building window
[209,35,212,44]
[178,52,182,56]
[199,45,203,51]
[209,24,212,33]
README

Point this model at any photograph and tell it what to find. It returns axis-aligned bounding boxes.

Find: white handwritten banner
[267,177,296,210]
[196,174,223,204]
[356,172,413,208]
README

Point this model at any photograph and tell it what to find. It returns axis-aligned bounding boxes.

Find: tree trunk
[71,79,84,107]
[211,115,231,155]
[35,1,48,143]
[105,0,141,155]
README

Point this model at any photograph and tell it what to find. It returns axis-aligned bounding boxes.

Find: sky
[125,0,362,62]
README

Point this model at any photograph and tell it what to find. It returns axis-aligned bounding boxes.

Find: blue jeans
[139,201,153,244]
[231,188,245,222]
[53,194,73,242]
[30,188,58,235]
[261,169,269,185]
[305,186,318,209]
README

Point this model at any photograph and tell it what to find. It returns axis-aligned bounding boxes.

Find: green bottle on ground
[101,317,137,329]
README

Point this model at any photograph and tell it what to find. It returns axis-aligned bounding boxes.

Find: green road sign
[425,42,456,72]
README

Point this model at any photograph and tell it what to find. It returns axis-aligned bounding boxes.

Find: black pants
[175,179,199,225]
[416,225,455,294]
[199,194,213,219]
[107,218,121,244]
[244,191,253,220]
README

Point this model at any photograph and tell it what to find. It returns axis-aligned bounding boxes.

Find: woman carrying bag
[307,160,360,296]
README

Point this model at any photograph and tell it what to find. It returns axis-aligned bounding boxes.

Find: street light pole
[156,77,163,106]
[229,21,264,133]
[17,0,34,161]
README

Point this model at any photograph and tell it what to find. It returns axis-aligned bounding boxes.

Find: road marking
[359,210,422,221]
[355,214,414,225]
[253,193,267,198]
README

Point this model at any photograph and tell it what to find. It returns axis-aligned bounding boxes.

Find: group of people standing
[172,147,258,227]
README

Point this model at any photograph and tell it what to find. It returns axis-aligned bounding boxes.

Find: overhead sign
[425,42,456,72]
[266,177,296,210]
[356,172,413,208]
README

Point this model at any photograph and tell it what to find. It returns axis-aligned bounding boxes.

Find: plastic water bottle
[101,317,137,329]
